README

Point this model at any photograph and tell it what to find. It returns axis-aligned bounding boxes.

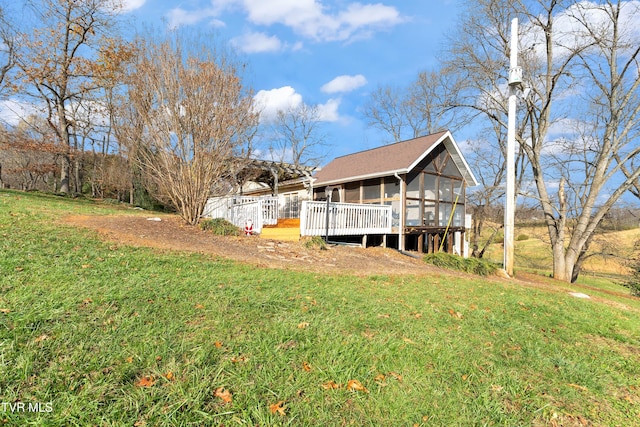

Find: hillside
[1,190,639,426]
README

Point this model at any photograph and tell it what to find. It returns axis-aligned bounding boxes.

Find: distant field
[483,223,639,281]
[1,190,639,426]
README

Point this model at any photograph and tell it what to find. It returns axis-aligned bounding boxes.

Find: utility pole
[505,18,521,277]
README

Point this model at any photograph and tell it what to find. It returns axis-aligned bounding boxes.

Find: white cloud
[121,0,145,12]
[253,86,303,121]
[321,74,367,93]
[316,98,341,122]
[166,7,225,29]
[0,99,40,127]
[253,86,341,123]
[166,0,403,43]
[231,32,283,53]
[242,0,403,41]
[521,1,640,60]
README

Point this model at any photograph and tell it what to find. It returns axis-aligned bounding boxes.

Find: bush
[423,253,499,276]
[302,236,327,250]
[199,218,241,236]
[516,234,529,241]
[624,240,640,297]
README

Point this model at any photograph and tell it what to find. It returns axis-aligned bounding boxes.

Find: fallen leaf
[195,304,205,309]
[34,334,49,343]
[461,374,468,381]
[155,355,162,361]
[374,374,386,383]
[297,322,310,329]
[567,383,588,392]
[81,264,92,269]
[321,380,341,390]
[269,400,286,416]
[214,341,223,348]
[125,356,133,363]
[388,372,403,382]
[346,379,369,393]
[135,375,155,388]
[0,308,10,314]
[165,371,174,381]
[402,337,416,345]
[214,387,232,404]
[302,361,312,372]
[231,355,247,363]
[448,309,463,319]
[377,313,390,318]
[15,266,24,272]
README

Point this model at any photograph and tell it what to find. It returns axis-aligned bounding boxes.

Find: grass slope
[1,190,639,426]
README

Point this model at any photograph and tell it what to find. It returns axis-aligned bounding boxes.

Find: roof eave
[314,168,409,187]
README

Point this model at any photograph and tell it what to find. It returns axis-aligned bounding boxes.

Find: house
[309,130,478,254]
[206,130,478,255]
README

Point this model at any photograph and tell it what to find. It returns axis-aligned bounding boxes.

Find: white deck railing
[203,196,279,233]
[300,201,393,236]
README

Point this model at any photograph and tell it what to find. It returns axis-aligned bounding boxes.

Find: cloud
[321,74,367,93]
[254,86,303,121]
[166,1,404,42]
[231,32,283,53]
[253,86,341,122]
[0,99,40,127]
[166,7,225,29]
[120,0,145,12]
[316,98,341,122]
[242,0,403,41]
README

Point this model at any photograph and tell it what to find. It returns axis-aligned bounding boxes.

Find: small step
[259,226,300,242]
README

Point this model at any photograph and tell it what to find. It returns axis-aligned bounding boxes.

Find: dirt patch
[61,213,437,276]
[58,212,640,311]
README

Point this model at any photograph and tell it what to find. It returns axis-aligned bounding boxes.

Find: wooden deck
[300,201,392,237]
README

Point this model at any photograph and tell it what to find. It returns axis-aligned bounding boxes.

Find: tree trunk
[59,153,70,194]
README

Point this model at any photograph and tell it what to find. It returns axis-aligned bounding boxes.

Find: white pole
[504,18,519,277]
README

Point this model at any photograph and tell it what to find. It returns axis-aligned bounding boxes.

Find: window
[344,182,360,202]
[424,174,437,200]
[363,179,381,202]
[406,200,421,226]
[406,173,421,199]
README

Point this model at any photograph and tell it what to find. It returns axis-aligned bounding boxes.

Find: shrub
[199,218,241,236]
[423,253,499,276]
[624,240,640,297]
[516,234,529,241]
[302,236,327,250]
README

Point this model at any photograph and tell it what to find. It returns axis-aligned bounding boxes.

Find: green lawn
[1,190,639,426]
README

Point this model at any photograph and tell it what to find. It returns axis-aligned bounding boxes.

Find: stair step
[259,227,300,242]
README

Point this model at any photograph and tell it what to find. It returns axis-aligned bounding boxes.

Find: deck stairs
[259,218,300,242]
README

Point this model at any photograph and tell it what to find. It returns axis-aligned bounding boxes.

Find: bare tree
[447,0,640,282]
[269,103,327,167]
[0,5,15,94]
[115,31,258,225]
[362,69,460,143]
[13,0,124,194]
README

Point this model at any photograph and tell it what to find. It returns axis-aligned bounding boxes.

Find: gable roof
[313,130,478,187]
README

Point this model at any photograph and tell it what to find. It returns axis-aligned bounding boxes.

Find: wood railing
[300,201,392,236]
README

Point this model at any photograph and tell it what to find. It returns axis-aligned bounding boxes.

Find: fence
[300,201,392,237]
[203,196,278,233]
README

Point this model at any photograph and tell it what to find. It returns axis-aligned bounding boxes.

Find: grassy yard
[1,190,639,426]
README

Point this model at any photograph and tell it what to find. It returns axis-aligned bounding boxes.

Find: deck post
[418,233,424,254]
[362,234,368,247]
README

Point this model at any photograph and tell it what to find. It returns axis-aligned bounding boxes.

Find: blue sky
[122,0,462,160]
